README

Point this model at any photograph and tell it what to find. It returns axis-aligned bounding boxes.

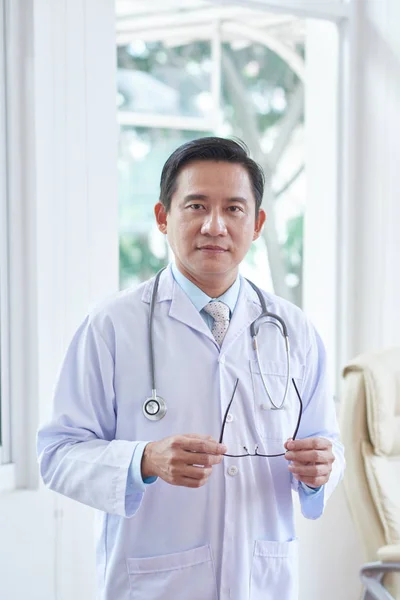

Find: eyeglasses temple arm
[219,378,239,444]
[291,377,303,441]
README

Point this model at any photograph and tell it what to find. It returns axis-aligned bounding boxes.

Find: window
[0,0,11,466]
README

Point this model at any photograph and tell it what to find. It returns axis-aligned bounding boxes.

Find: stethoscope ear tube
[246,279,291,411]
[143,269,291,419]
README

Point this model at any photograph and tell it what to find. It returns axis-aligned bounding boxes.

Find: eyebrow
[183,194,249,204]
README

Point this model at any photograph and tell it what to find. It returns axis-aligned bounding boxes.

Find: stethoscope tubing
[146,267,291,417]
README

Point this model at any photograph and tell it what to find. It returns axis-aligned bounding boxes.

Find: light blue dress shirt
[127,265,321,495]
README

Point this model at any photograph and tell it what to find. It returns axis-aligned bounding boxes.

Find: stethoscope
[143,267,291,421]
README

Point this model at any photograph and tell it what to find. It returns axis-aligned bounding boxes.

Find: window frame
[0,0,12,469]
[208,0,349,21]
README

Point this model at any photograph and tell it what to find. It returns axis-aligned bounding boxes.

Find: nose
[200,209,227,236]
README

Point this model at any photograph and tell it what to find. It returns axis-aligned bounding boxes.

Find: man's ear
[154,202,168,234]
[253,208,266,240]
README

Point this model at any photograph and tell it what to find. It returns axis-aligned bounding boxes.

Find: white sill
[0,463,16,492]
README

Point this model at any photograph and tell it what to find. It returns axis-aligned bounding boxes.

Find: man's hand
[141,434,227,488]
[284,437,335,488]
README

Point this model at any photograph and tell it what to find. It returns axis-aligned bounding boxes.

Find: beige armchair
[341,348,400,599]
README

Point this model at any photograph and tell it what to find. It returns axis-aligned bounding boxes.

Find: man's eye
[189,204,205,210]
[228,206,242,212]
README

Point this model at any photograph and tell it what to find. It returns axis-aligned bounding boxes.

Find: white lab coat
[37,265,344,600]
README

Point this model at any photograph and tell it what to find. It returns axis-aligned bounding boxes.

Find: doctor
[37,137,344,600]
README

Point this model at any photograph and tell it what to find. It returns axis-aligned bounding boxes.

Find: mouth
[197,245,228,253]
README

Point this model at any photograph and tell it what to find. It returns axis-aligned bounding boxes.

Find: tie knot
[203,301,230,323]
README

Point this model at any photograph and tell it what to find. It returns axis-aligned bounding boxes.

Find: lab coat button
[227,465,238,477]
[219,354,225,364]
[260,403,270,411]
[226,413,233,423]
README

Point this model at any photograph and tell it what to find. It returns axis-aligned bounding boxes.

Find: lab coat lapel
[141,267,264,346]
[221,279,263,354]
[169,282,214,341]
[141,267,213,341]
[145,265,213,340]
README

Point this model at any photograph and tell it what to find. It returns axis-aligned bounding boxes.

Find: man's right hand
[141,434,227,488]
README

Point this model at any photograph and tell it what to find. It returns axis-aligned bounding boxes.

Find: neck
[175,264,238,298]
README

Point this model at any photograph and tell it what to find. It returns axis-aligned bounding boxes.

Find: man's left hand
[284,437,335,488]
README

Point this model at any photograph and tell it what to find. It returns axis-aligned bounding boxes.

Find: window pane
[220,38,304,305]
[117,40,213,119]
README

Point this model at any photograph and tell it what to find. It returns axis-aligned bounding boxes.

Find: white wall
[0,1,118,599]
[348,0,400,355]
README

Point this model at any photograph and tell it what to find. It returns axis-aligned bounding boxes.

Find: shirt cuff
[299,481,322,495]
[126,441,157,495]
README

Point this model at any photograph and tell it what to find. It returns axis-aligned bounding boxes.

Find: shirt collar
[171,263,241,315]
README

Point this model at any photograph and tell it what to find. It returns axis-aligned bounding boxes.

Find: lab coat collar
[141,264,268,349]
[141,264,174,304]
[219,278,263,354]
[141,265,213,341]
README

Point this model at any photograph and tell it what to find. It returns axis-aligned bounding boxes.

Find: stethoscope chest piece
[143,395,167,421]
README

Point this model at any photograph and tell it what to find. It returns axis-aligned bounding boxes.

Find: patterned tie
[203,301,230,345]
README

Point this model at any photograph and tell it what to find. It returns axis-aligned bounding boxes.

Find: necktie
[203,301,230,345]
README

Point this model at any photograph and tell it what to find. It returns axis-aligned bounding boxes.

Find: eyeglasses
[218,378,303,457]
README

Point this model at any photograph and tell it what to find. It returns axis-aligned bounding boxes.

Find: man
[37,137,344,600]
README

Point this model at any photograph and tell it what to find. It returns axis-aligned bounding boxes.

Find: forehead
[174,160,255,198]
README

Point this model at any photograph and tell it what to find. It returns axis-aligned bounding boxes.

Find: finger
[284,449,335,464]
[180,437,227,455]
[180,476,211,489]
[292,474,328,487]
[165,464,211,484]
[173,468,212,488]
[183,452,223,467]
[285,437,332,452]
[182,466,213,480]
[185,434,215,441]
[288,462,331,477]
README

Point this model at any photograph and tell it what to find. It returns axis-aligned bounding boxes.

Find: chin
[196,262,235,276]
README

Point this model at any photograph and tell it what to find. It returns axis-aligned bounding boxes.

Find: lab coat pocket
[126,544,218,600]
[250,538,298,600]
[250,359,303,447]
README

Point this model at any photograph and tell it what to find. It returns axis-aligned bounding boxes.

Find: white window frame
[117,22,222,132]
[0,0,10,462]
[209,0,349,21]
[0,0,15,491]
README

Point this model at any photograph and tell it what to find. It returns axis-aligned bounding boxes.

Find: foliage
[119,233,167,287]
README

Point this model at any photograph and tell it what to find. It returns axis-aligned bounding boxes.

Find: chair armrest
[377,545,400,563]
[360,561,400,600]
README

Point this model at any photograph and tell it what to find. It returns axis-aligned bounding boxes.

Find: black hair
[159,137,265,214]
